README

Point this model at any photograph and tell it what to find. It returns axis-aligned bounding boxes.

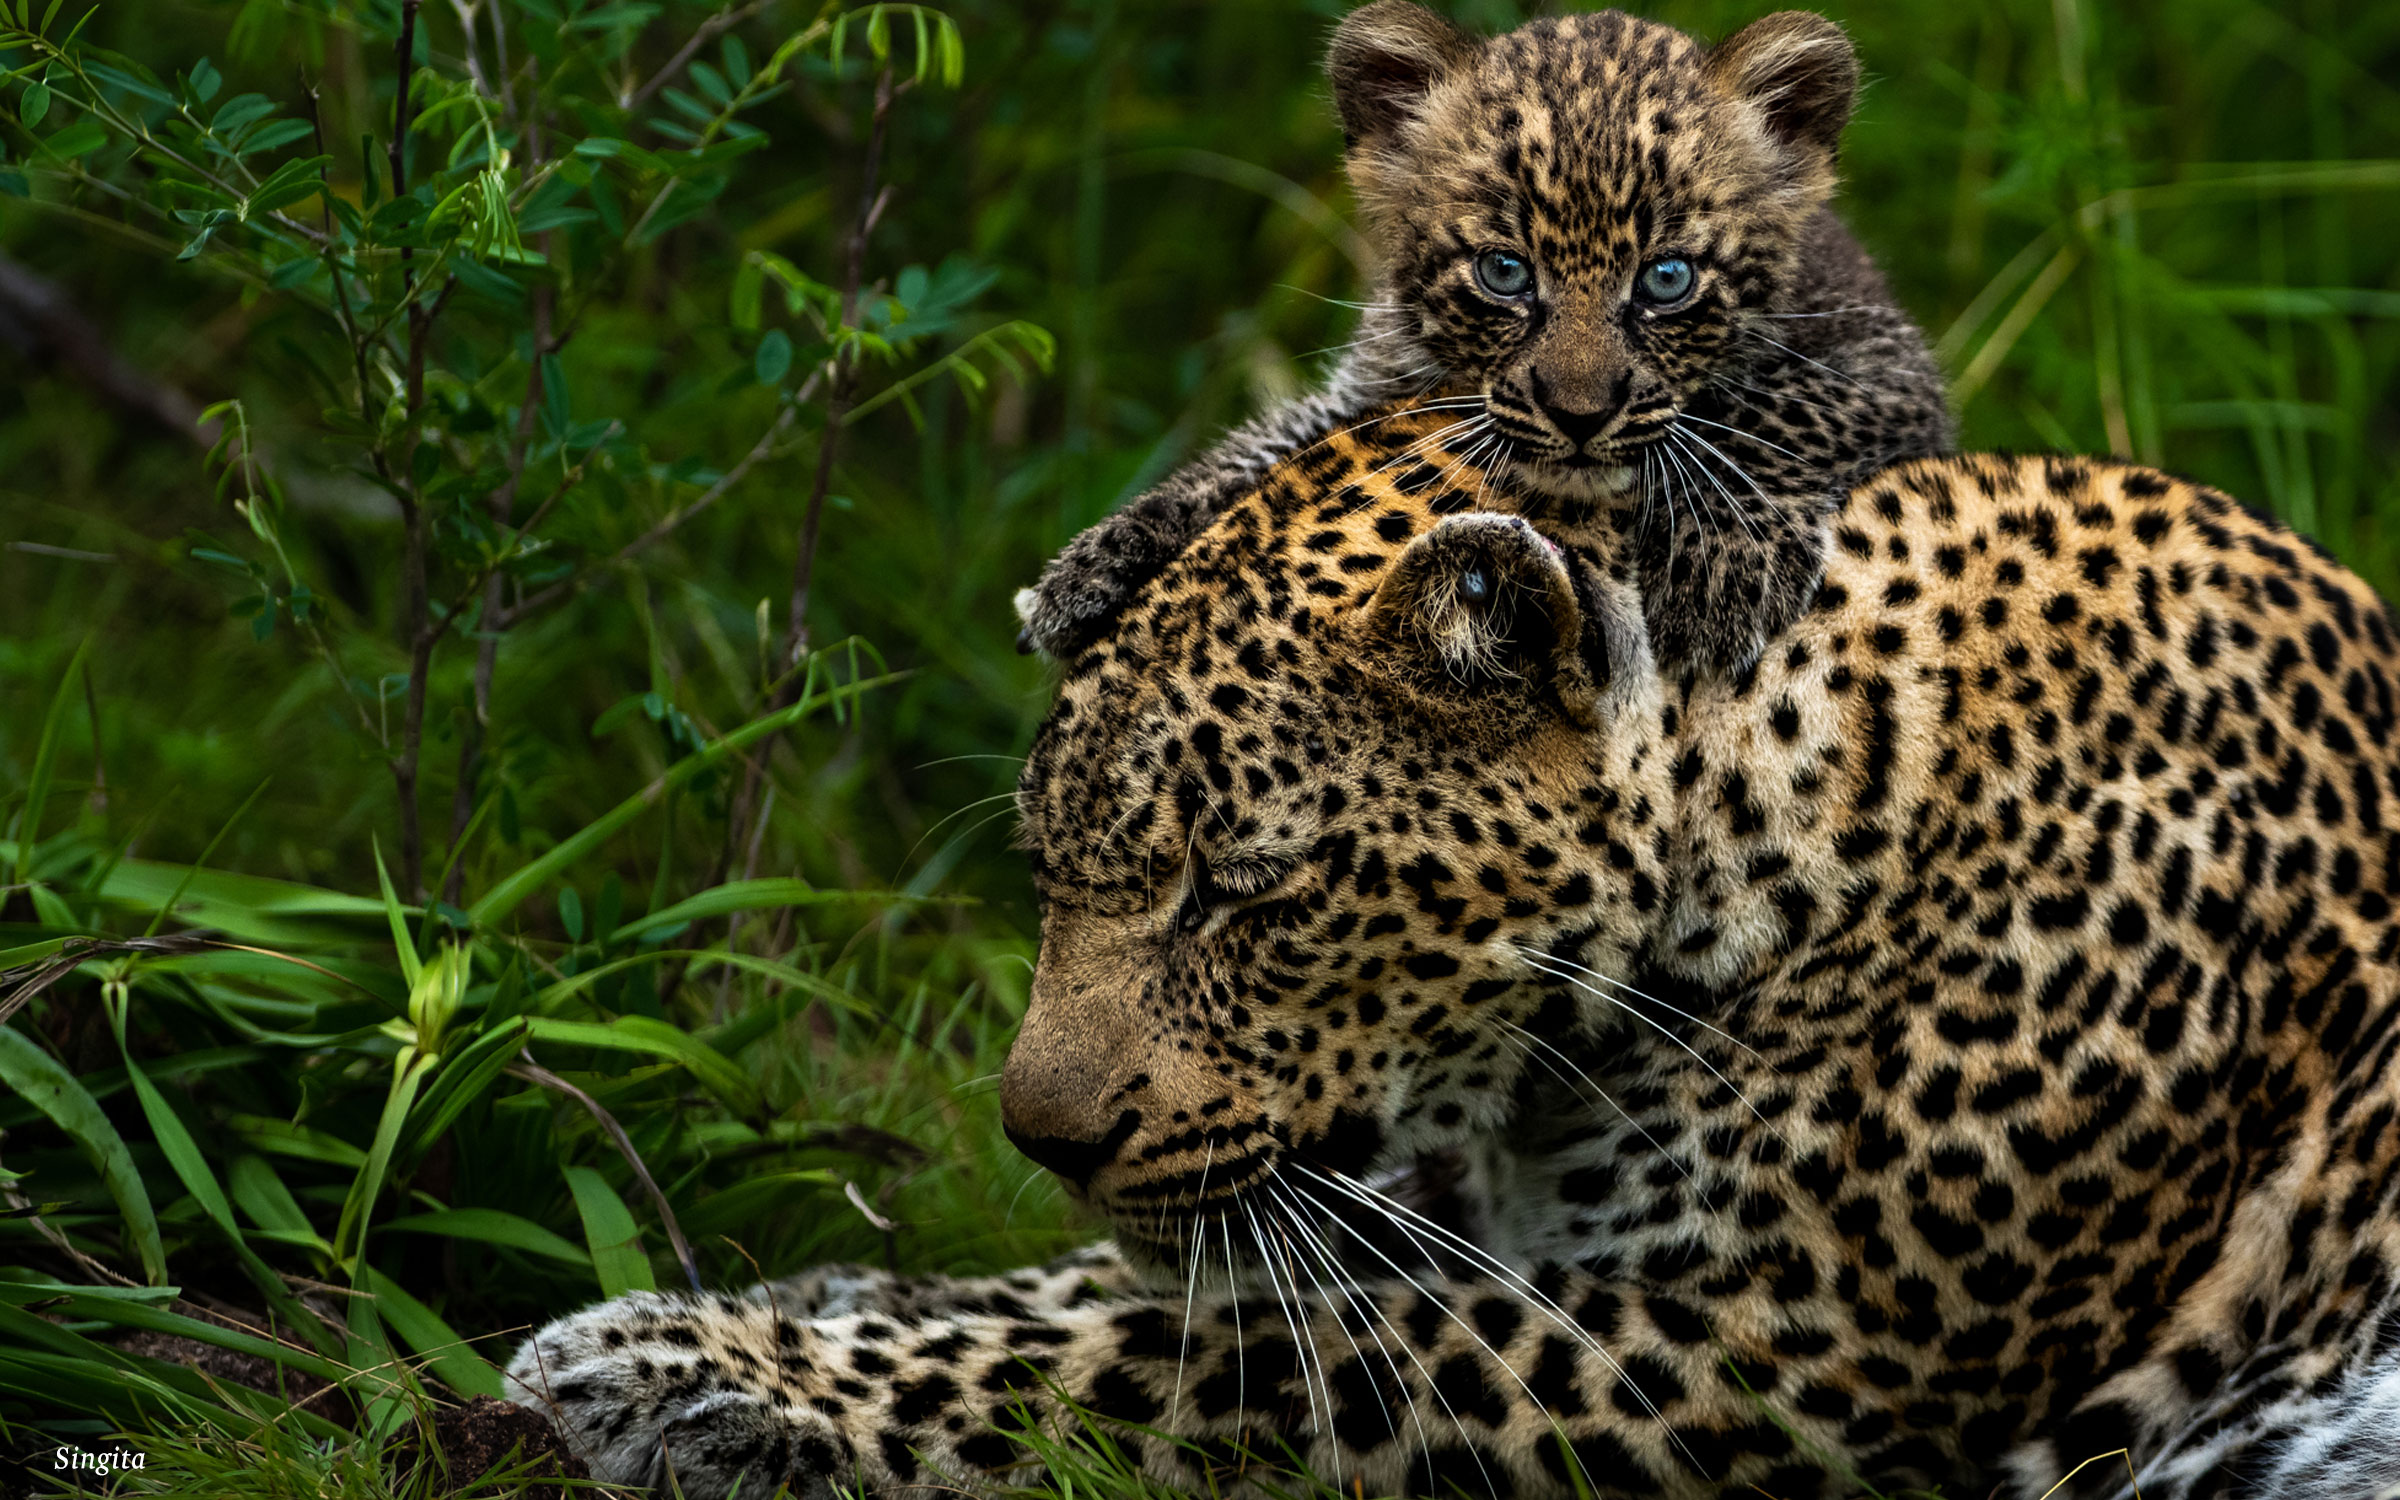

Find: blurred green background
[0,0,2393,1484]
[8,0,2396,898]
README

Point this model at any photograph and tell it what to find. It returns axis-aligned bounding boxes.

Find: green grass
[0,0,2393,1495]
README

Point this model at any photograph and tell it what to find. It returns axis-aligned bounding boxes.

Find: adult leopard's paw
[504,1290,861,1499]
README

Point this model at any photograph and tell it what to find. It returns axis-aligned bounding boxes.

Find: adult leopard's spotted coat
[511,410,2400,1498]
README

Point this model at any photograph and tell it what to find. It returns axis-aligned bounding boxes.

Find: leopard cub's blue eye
[1473,249,1533,299]
[1635,257,1696,307]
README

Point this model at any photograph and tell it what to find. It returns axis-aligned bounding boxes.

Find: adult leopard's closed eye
[1013,2,1954,677]
[511,404,2400,1498]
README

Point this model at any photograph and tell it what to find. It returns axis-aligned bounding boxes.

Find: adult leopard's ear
[1352,514,1624,729]
[1706,12,1860,169]
[1326,2,1476,148]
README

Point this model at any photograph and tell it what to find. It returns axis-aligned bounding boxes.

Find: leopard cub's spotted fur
[514,406,2400,1499]
[1015,2,1953,676]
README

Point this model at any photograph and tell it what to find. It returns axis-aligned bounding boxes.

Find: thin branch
[493,379,817,630]
[508,1055,704,1293]
[0,1137,141,1289]
[623,1,766,113]
[420,423,618,655]
[446,80,555,907]
[0,253,211,446]
[715,66,895,996]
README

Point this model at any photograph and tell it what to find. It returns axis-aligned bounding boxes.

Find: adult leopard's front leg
[506,1262,1856,1499]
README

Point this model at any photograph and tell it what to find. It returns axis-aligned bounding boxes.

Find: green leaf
[518,1014,757,1116]
[187,57,220,103]
[563,1166,654,1298]
[236,117,314,156]
[43,117,105,158]
[16,637,88,886]
[381,1208,591,1267]
[209,92,274,135]
[753,328,792,385]
[565,1,660,31]
[572,135,671,174]
[0,1026,166,1284]
[610,877,920,944]
[358,1266,503,1398]
[0,1281,348,1387]
[372,836,422,986]
[245,153,330,216]
[396,1018,530,1162]
[729,256,763,334]
[142,775,270,937]
[538,351,569,436]
[226,1113,367,1169]
[468,666,910,928]
[226,1153,321,1242]
[332,1050,430,1267]
[20,80,50,128]
[121,1065,235,1235]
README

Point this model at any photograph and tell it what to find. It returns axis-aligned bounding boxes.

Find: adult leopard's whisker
[1267,1177,1429,1466]
[1241,1193,1326,1438]
[1278,1175,1510,1498]
[1495,1020,1703,1191]
[1514,950,1789,1148]
[1514,943,1760,1057]
[1297,1165,1702,1478]
[1168,1142,1216,1429]
[1294,1157,1686,1444]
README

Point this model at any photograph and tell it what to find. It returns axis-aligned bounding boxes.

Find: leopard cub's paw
[1645,508,1829,677]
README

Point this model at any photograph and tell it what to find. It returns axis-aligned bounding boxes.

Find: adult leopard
[511,409,2400,1499]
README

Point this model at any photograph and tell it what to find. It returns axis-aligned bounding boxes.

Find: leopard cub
[1015,2,1953,675]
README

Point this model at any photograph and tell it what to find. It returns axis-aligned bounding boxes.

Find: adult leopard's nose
[1001,1108,1142,1192]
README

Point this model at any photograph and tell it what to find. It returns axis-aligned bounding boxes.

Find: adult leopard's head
[1006,411,1671,1266]
[1333,3,1858,496]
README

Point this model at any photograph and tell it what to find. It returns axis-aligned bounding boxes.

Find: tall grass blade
[0,1022,166,1284]
[14,636,91,888]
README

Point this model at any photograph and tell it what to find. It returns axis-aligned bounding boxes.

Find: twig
[495,392,810,629]
[0,253,212,446]
[8,541,116,563]
[422,422,618,653]
[722,67,895,893]
[446,85,557,908]
[0,1136,142,1289]
[508,1054,704,1294]
[623,1,767,113]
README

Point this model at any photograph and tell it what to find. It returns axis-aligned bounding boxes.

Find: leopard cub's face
[1007,420,1671,1267]
[1329,4,1861,496]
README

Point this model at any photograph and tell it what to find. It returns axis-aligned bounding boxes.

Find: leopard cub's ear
[1353,514,1619,728]
[1705,11,1860,169]
[1326,1,1477,148]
